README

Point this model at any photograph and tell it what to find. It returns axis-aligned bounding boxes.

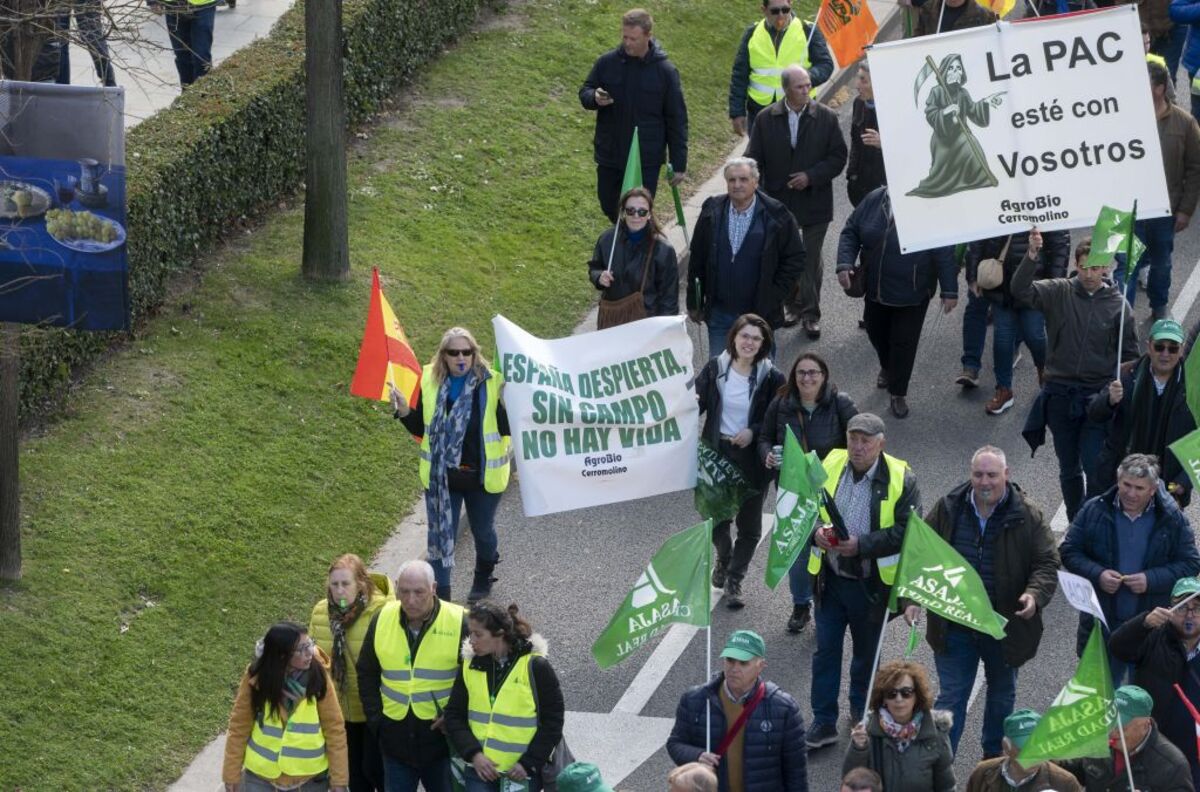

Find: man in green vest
[729,0,835,136]
[357,559,468,792]
[804,412,921,750]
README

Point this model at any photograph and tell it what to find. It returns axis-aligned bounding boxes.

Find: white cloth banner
[868,6,1169,252]
[1057,569,1108,628]
[493,315,699,516]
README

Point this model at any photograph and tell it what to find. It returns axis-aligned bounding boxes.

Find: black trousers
[597,164,661,223]
[346,720,383,791]
[712,439,766,583]
[863,298,929,398]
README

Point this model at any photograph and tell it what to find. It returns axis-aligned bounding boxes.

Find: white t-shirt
[720,370,752,436]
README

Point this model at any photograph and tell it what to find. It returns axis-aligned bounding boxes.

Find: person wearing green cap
[1059,685,1193,791]
[556,761,612,792]
[1088,317,1197,507]
[1110,575,1200,788]
[964,709,1081,791]
[667,630,809,791]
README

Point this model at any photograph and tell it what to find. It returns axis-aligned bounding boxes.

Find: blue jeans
[165,6,215,86]
[463,767,543,792]
[1114,215,1175,310]
[993,306,1045,389]
[811,574,883,727]
[382,754,451,792]
[933,626,1018,756]
[1154,25,1188,85]
[56,0,116,86]
[788,552,813,606]
[428,488,501,591]
[1042,383,1108,521]
[706,308,737,360]
[961,288,989,371]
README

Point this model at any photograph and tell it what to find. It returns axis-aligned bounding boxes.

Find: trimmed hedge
[18,0,501,415]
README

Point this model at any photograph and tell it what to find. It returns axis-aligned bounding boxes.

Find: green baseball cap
[1150,319,1186,344]
[1115,686,1154,722]
[1173,577,1200,599]
[1003,708,1041,750]
[720,629,766,661]
[557,762,613,792]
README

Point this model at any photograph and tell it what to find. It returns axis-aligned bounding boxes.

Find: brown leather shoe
[985,386,1014,415]
[890,395,909,419]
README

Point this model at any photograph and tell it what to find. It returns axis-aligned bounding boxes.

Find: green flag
[887,512,1008,640]
[765,428,827,589]
[1185,343,1200,426]
[622,127,643,195]
[591,520,712,669]
[1087,205,1144,272]
[1169,428,1200,491]
[1018,622,1117,764]
[695,441,757,523]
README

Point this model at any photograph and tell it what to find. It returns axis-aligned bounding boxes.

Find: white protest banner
[1057,569,1108,628]
[494,315,699,516]
[868,6,1169,252]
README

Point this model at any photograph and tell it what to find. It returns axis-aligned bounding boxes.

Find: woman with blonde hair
[390,327,511,603]
[309,554,394,790]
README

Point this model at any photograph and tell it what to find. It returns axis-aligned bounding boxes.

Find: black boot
[436,584,452,602]
[468,557,499,604]
[787,603,811,633]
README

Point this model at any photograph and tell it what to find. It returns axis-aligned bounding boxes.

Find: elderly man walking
[745,64,846,338]
[804,412,921,749]
[913,446,1059,759]
[1060,453,1200,685]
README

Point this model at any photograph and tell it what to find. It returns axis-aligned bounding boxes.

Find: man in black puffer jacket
[668,630,808,791]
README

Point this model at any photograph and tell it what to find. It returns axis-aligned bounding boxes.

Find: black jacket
[356,600,469,764]
[588,228,679,317]
[847,98,886,207]
[757,386,858,466]
[1110,612,1200,772]
[728,18,834,118]
[922,482,1060,667]
[668,675,809,792]
[1060,487,1200,654]
[1059,722,1194,792]
[745,99,847,227]
[686,190,806,329]
[1087,356,1196,500]
[836,187,957,307]
[842,709,955,792]
[579,39,688,174]
[443,635,564,776]
[965,230,1071,308]
[696,353,785,486]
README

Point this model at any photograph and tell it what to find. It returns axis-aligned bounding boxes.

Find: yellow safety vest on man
[1147,52,1167,69]
[464,653,540,773]
[375,599,464,721]
[243,696,328,780]
[807,448,908,584]
[747,18,814,106]
[417,364,511,494]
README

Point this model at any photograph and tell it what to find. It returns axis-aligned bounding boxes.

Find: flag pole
[1171,588,1200,612]
[706,624,712,753]
[936,0,948,32]
[1115,712,1138,792]
[1115,200,1138,380]
[806,13,819,46]
[605,216,624,273]
[859,616,890,726]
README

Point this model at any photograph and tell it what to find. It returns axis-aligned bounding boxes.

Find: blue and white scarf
[425,370,481,567]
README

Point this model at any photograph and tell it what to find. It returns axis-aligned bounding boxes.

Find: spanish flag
[350,267,421,407]
[975,0,1016,18]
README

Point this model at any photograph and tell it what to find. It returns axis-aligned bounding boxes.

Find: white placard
[493,315,699,516]
[1058,569,1108,628]
[868,6,1170,252]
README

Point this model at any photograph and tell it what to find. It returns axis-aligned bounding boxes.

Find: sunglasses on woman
[623,207,651,218]
[885,687,915,700]
[444,349,473,358]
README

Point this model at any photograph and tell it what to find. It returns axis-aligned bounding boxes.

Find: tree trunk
[301,0,349,282]
[0,324,20,581]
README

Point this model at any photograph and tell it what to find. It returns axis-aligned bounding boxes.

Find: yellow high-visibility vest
[464,654,540,773]
[747,19,814,106]
[375,599,464,721]
[806,449,908,584]
[242,696,328,780]
[1147,52,1167,69]
[417,364,511,494]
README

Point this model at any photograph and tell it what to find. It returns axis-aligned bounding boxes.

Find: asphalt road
[440,59,1200,792]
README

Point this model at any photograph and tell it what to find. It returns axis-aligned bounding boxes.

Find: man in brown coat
[966,709,1081,792]
[909,446,1059,758]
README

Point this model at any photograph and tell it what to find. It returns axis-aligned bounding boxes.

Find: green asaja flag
[1185,343,1200,426]
[765,427,827,589]
[592,520,712,669]
[622,127,643,195]
[1019,622,1116,765]
[695,441,757,523]
[1087,204,1144,273]
[887,512,1008,640]
[1169,428,1200,491]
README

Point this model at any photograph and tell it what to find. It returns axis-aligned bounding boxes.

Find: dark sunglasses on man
[1154,341,1181,353]
[769,5,792,15]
